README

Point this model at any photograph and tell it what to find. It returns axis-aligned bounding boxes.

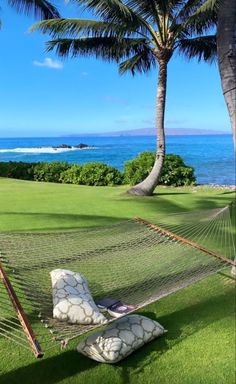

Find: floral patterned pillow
[77,314,167,363]
[50,269,107,325]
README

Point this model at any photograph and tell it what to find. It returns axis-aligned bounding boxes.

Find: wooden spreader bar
[0,262,43,358]
[136,217,235,267]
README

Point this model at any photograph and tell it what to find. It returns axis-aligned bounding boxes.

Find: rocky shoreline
[194,184,235,191]
[161,184,236,191]
[53,143,91,149]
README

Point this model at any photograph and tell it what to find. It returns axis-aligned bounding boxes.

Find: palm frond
[126,0,166,43]
[75,0,158,43]
[46,38,121,60]
[31,18,130,38]
[75,0,142,25]
[119,49,156,75]
[126,0,163,21]
[7,0,60,19]
[195,0,218,13]
[178,34,217,62]
[46,36,151,62]
[170,0,214,37]
[180,0,218,35]
[173,0,204,21]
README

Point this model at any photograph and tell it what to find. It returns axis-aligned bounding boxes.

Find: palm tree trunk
[217,0,236,278]
[127,60,168,196]
[217,0,236,150]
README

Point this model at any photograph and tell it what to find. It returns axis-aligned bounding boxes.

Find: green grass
[0,178,235,231]
[0,178,235,384]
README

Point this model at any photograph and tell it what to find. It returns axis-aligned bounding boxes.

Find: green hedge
[0,154,196,187]
[60,163,123,186]
[59,164,82,184]
[33,162,71,183]
[124,152,196,186]
[0,161,35,180]
[0,161,123,186]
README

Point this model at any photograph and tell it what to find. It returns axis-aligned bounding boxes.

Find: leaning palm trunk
[217,0,236,150]
[217,0,236,277]
[128,61,168,196]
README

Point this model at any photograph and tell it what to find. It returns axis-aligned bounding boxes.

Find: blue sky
[0,1,231,138]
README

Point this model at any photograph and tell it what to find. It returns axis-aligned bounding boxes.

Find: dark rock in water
[53,144,72,149]
[52,143,91,149]
[74,143,90,149]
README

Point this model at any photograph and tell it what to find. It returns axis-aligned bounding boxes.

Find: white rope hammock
[0,205,235,358]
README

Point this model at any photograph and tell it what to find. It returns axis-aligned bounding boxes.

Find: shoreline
[196,184,235,190]
[157,184,236,191]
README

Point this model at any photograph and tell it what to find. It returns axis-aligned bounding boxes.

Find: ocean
[0,135,235,185]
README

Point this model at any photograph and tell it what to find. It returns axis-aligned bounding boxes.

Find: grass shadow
[1,284,234,384]
[0,350,95,384]
[0,213,128,232]
[118,286,235,381]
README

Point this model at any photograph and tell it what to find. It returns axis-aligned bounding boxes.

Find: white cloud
[33,58,63,69]
[81,71,89,77]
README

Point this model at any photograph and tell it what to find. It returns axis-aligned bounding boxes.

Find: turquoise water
[0,135,235,185]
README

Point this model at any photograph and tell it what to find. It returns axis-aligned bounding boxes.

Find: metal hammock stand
[0,205,235,358]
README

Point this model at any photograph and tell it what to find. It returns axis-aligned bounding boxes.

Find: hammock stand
[0,206,235,358]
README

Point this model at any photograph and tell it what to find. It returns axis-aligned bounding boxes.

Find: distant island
[67,128,230,137]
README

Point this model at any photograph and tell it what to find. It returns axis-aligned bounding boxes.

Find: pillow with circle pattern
[50,269,108,325]
[77,314,167,363]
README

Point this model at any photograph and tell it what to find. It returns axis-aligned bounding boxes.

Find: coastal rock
[53,144,72,149]
[74,143,90,149]
[52,143,91,150]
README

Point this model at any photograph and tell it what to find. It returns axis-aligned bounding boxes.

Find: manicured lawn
[0,178,235,231]
[0,178,235,384]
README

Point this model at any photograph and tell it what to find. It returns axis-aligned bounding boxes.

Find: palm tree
[217,0,236,150]
[197,0,236,150]
[32,0,217,196]
[2,0,60,22]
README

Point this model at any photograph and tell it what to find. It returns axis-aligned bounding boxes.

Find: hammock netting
[0,205,235,357]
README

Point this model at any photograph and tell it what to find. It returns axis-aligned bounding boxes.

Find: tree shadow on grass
[0,213,128,232]
[152,192,190,196]
[117,286,234,382]
[221,191,236,195]
[121,191,235,217]
[1,286,234,384]
[0,349,96,384]
[1,191,234,232]
[193,196,235,211]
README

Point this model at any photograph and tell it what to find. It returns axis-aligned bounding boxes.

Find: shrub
[124,152,155,185]
[0,161,123,186]
[60,164,82,184]
[33,162,71,183]
[0,162,12,177]
[0,161,35,180]
[124,152,196,186]
[78,162,123,186]
[159,154,196,186]
[0,154,195,187]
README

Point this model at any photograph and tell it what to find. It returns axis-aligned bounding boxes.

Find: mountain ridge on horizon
[67,127,229,137]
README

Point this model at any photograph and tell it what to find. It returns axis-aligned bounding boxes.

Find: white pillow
[50,269,107,325]
[77,314,167,363]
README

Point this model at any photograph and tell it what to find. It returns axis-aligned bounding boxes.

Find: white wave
[0,146,95,154]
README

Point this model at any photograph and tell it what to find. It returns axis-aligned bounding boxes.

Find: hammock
[0,205,235,358]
